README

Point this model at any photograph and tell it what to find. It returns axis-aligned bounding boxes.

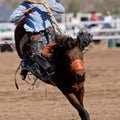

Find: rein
[14,63,21,89]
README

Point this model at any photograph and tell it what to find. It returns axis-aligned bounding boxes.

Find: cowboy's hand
[22,6,34,15]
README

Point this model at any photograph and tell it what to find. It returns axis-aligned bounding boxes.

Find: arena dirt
[0,45,120,120]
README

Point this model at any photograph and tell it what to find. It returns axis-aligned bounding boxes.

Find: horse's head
[51,34,85,82]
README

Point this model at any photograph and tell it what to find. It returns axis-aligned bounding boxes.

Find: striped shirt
[9,0,65,33]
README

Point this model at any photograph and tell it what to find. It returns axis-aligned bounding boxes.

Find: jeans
[30,33,54,55]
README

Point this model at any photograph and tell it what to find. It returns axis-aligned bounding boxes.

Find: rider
[9,0,65,81]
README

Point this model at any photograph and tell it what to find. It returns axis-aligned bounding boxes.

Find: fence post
[108,39,117,48]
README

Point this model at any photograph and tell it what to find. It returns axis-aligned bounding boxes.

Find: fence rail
[0,40,14,44]
[65,20,120,40]
[0,20,120,46]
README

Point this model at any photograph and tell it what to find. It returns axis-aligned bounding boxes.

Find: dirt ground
[0,42,120,120]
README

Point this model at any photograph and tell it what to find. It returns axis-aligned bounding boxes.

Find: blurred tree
[67,0,80,13]
[56,0,60,2]
[1,0,120,14]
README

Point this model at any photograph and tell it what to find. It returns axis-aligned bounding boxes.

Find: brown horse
[15,20,92,120]
[49,35,90,120]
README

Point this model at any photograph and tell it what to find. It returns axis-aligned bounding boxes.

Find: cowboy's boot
[40,41,56,79]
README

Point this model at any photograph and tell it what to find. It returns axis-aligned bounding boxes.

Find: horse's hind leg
[65,93,90,120]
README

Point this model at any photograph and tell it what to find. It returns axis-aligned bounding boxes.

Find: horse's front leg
[72,82,85,107]
[65,92,90,120]
[76,83,90,120]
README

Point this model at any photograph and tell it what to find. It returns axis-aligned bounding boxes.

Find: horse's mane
[51,35,78,71]
[54,35,77,51]
[53,29,93,53]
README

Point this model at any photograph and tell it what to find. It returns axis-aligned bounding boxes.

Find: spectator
[87,11,99,29]
[103,11,112,28]
[71,13,80,31]
[91,11,99,21]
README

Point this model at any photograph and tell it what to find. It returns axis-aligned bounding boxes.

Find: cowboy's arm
[46,0,65,13]
[9,2,27,23]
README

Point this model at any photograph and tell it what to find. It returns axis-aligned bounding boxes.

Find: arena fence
[0,20,120,51]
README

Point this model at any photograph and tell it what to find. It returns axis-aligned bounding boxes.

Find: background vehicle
[0,22,15,52]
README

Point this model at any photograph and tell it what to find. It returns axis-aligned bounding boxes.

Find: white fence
[0,20,120,47]
[65,19,120,41]
[0,22,15,46]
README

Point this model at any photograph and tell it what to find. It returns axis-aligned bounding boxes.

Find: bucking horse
[14,19,93,120]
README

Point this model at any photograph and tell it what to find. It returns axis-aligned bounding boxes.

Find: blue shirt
[9,0,65,33]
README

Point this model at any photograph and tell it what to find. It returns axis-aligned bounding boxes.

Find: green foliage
[12,1,19,8]
[56,0,60,2]
[67,0,80,13]
[1,0,120,14]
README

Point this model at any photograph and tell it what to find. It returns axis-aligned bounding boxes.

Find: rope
[14,63,21,89]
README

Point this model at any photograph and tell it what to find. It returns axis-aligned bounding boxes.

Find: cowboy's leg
[30,34,43,54]
[20,33,55,80]
[30,34,54,76]
[41,32,56,60]
[20,33,53,80]
[21,34,45,81]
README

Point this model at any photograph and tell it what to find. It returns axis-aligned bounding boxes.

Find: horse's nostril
[76,73,85,82]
